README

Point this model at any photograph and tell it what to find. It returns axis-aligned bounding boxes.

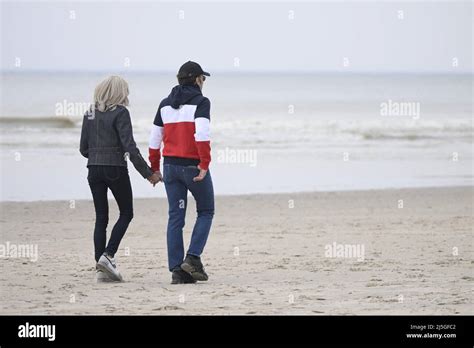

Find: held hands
[147,171,163,186]
[193,165,208,182]
[147,167,205,184]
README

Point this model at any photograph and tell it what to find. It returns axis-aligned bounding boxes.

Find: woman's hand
[193,165,208,182]
[148,171,162,186]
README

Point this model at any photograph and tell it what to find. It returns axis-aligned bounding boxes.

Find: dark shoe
[181,255,209,281]
[171,268,197,284]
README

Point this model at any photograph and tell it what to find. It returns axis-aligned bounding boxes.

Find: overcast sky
[1,0,472,73]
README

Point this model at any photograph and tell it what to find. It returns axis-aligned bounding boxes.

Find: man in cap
[149,61,214,284]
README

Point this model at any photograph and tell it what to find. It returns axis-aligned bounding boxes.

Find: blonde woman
[80,76,161,282]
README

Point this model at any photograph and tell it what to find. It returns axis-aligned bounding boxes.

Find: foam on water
[0,72,472,200]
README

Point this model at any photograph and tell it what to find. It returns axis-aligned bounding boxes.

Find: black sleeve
[153,100,165,126]
[194,97,211,120]
[79,114,89,158]
[115,108,153,179]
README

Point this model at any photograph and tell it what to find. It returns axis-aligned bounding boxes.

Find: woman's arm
[79,114,89,158]
[115,108,154,179]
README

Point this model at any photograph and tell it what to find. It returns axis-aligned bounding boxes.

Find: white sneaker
[97,254,123,282]
[96,269,115,283]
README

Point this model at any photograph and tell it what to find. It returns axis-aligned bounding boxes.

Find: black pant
[87,165,133,262]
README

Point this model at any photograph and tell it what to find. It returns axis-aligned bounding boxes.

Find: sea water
[0,72,472,201]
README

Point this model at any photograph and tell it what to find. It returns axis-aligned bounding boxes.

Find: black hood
[168,84,202,109]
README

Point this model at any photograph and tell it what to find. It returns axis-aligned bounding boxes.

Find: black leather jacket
[79,105,153,179]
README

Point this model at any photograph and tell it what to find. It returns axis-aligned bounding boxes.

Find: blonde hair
[93,75,129,112]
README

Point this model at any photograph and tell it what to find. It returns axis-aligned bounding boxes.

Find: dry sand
[0,186,472,315]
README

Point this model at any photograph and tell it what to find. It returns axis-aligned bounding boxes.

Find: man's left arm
[194,98,211,173]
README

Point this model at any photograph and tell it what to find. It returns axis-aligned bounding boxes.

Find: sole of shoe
[171,274,197,285]
[97,276,117,283]
[171,279,186,285]
[96,261,123,282]
[96,271,121,283]
[181,262,208,281]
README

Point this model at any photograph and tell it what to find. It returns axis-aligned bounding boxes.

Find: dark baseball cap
[177,61,210,79]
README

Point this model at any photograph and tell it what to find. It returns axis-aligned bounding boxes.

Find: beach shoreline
[0,186,472,315]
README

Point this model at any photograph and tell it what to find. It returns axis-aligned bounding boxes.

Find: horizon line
[1,69,472,76]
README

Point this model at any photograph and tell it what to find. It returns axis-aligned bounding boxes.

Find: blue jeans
[163,164,215,271]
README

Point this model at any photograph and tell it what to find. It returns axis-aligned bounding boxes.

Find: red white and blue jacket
[149,84,211,172]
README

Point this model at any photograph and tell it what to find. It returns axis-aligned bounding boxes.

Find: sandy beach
[0,186,472,315]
